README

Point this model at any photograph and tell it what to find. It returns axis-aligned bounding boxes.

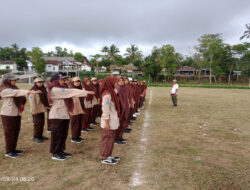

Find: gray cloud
[0,0,250,55]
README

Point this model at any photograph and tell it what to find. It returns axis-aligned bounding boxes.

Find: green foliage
[74,52,87,62]
[27,47,45,74]
[79,71,95,79]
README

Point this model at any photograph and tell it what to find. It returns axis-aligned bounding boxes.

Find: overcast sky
[0,0,250,57]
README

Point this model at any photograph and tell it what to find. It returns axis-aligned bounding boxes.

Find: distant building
[0,60,17,72]
[176,66,195,76]
[43,57,91,77]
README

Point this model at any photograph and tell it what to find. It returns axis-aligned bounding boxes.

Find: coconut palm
[240,23,250,40]
[124,44,143,64]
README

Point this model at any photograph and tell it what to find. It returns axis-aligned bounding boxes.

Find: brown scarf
[100,76,121,119]
[30,83,50,107]
[82,78,94,102]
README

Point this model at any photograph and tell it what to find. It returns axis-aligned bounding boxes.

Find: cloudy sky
[0,0,250,57]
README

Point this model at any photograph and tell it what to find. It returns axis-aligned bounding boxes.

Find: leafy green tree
[27,47,45,74]
[74,52,87,62]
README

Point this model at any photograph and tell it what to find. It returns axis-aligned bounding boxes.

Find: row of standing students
[0,73,147,164]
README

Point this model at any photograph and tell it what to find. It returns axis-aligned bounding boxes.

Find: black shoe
[5,152,18,158]
[131,117,136,121]
[77,137,85,142]
[101,157,118,165]
[81,129,89,133]
[115,140,127,145]
[91,122,98,126]
[41,136,49,141]
[124,128,132,133]
[52,154,66,161]
[14,150,23,155]
[128,122,133,126]
[88,127,94,131]
[110,156,120,161]
[60,152,72,158]
[71,138,83,143]
[120,138,128,143]
[33,138,43,143]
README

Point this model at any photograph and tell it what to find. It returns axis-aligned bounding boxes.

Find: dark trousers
[47,109,51,131]
[100,129,116,159]
[50,119,69,154]
[1,115,21,153]
[82,108,92,130]
[71,114,83,139]
[97,104,102,117]
[91,105,98,123]
[32,113,45,139]
[171,94,177,106]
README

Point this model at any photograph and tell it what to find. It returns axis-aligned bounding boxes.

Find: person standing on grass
[45,77,52,133]
[171,79,179,107]
[0,73,41,158]
[82,78,95,133]
[90,77,99,126]
[99,76,121,165]
[70,77,86,144]
[47,74,95,161]
[115,76,129,145]
[29,78,50,143]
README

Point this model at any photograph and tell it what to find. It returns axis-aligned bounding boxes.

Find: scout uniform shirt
[29,94,47,115]
[49,87,88,120]
[0,89,28,116]
[100,94,119,130]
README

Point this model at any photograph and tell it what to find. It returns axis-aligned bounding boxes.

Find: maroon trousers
[32,113,45,139]
[50,119,69,154]
[100,129,116,159]
[71,114,83,139]
[1,115,21,153]
[82,108,92,130]
[115,118,127,140]
[91,105,99,123]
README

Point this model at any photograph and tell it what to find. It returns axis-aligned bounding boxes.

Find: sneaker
[120,138,128,143]
[52,154,66,161]
[101,157,118,165]
[115,140,127,145]
[132,114,137,118]
[5,152,18,158]
[88,127,94,131]
[42,136,49,141]
[60,152,72,158]
[71,138,84,143]
[77,137,85,142]
[47,130,51,133]
[32,138,43,143]
[14,150,23,155]
[81,129,89,133]
[124,128,132,133]
[128,122,133,126]
[91,122,98,126]
[109,156,120,161]
[71,139,81,143]
[131,116,136,120]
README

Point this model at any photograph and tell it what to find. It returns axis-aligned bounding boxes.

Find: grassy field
[0,85,250,190]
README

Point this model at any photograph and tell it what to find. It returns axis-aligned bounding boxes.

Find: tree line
[0,24,249,84]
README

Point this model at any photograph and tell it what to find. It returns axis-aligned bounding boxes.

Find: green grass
[148,83,250,89]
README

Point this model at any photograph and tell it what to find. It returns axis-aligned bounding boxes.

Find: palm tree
[124,44,143,64]
[108,44,120,65]
[240,23,250,40]
[101,46,109,57]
